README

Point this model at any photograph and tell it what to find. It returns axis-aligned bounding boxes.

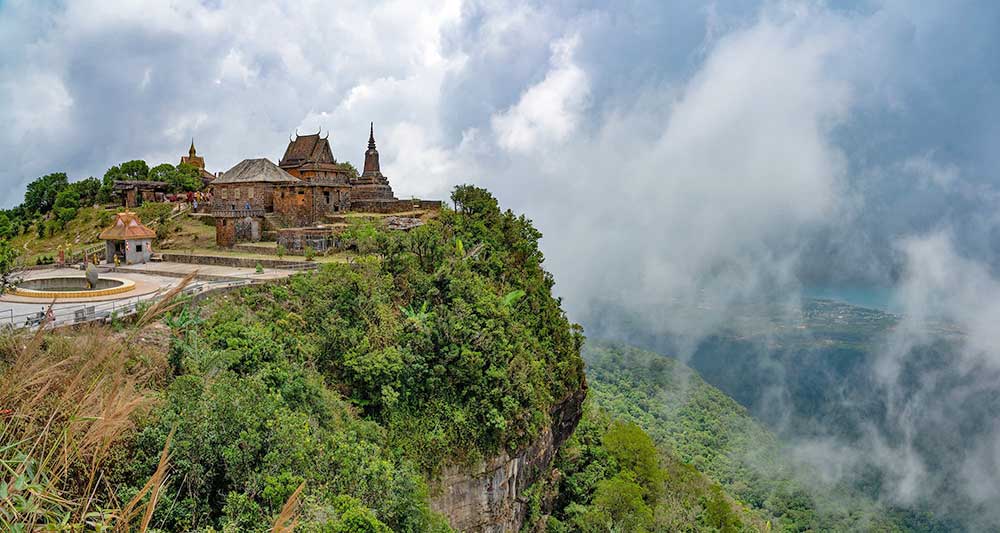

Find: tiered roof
[99,211,156,240]
[279,133,336,168]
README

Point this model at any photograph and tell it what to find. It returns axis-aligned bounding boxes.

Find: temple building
[350,123,396,202]
[279,131,352,182]
[210,158,297,247]
[99,211,155,264]
[180,140,217,186]
[210,123,440,247]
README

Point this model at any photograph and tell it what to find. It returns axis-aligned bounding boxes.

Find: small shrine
[99,211,156,265]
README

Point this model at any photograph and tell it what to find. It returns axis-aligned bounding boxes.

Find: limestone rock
[431,385,586,532]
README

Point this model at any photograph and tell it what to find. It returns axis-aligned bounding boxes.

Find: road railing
[1,278,257,331]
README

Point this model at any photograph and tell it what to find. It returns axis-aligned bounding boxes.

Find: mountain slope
[579,340,917,532]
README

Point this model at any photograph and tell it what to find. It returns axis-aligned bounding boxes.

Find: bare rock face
[430,385,586,532]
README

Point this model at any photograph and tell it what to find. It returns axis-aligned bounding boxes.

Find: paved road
[0,263,302,330]
[0,268,184,329]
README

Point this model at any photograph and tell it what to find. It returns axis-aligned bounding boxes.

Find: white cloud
[491,33,589,152]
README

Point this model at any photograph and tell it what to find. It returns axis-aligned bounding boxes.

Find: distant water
[802,286,901,314]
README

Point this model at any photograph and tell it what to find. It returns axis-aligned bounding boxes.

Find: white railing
[1,278,257,331]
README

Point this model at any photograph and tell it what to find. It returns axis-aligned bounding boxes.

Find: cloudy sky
[2,0,999,311]
[4,0,1000,518]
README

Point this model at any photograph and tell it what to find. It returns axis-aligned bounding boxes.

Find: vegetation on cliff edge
[0,185,586,531]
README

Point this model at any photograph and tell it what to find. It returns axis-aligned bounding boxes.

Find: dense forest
[582,302,973,532]
[573,341,946,532]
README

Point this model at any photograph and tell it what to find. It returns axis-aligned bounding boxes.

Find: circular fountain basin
[12,277,136,299]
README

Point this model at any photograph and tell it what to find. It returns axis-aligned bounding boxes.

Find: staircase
[262,213,287,241]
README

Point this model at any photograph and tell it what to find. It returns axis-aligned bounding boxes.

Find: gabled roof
[180,154,206,169]
[213,158,299,184]
[99,212,156,240]
[279,133,335,167]
[181,139,207,169]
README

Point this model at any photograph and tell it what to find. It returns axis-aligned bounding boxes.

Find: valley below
[581,294,995,532]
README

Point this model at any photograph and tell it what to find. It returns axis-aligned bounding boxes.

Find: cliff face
[430,384,586,532]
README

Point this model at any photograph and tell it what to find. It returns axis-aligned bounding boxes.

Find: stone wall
[160,252,315,270]
[273,184,351,226]
[430,385,586,532]
[215,215,262,247]
[215,217,235,247]
[350,199,442,213]
[276,227,342,253]
[212,183,279,211]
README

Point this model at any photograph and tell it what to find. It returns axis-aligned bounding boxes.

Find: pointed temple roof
[180,138,207,171]
[363,122,381,175]
[279,132,336,168]
[99,211,156,240]
[214,158,299,184]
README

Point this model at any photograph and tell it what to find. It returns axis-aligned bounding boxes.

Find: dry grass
[0,275,193,530]
[272,481,305,533]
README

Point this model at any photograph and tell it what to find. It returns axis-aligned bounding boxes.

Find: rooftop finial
[189,138,196,157]
[368,122,376,150]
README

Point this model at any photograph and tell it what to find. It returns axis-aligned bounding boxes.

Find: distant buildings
[180,140,217,187]
[210,124,439,247]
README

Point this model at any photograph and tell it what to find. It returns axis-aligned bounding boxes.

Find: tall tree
[69,177,101,206]
[119,160,149,180]
[53,188,80,226]
[23,172,69,215]
[149,162,202,192]
[99,160,150,202]
[172,163,202,191]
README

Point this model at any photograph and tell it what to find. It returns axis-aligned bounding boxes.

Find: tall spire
[189,138,196,157]
[363,122,380,175]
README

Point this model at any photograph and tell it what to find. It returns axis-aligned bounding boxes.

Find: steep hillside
[537,400,772,532]
[0,186,586,531]
[584,299,976,532]
[578,340,949,532]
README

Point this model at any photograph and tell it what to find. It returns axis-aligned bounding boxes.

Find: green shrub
[98,209,114,227]
[136,202,173,225]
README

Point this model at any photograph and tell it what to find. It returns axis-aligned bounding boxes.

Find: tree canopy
[23,172,68,214]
